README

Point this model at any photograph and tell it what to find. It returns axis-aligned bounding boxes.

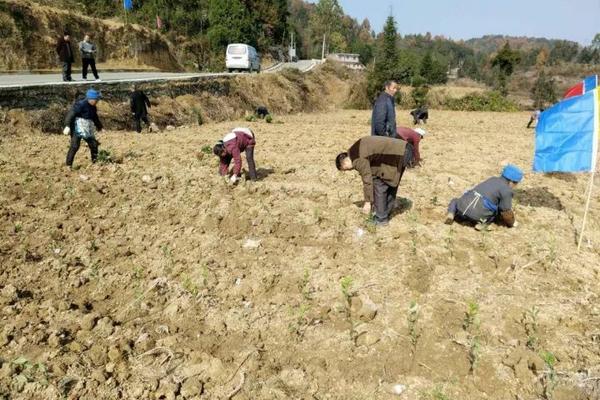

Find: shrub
[265,114,273,123]
[443,91,520,112]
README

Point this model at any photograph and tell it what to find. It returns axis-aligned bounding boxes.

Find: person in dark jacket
[445,164,523,230]
[79,34,100,81]
[213,127,257,183]
[56,31,74,82]
[130,85,151,133]
[410,107,428,125]
[63,89,103,167]
[371,80,398,137]
[336,136,413,226]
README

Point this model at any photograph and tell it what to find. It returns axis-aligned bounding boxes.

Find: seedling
[299,269,312,300]
[245,114,256,122]
[340,276,354,305]
[463,301,481,372]
[540,350,557,399]
[445,227,455,258]
[265,114,273,123]
[524,306,540,350]
[463,301,480,331]
[288,303,311,338]
[407,300,420,348]
[14,223,22,233]
[182,275,199,297]
[11,357,49,392]
[430,196,439,206]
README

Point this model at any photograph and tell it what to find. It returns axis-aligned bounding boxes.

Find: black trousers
[82,58,99,79]
[373,177,398,223]
[62,62,72,81]
[66,134,98,167]
[134,114,149,133]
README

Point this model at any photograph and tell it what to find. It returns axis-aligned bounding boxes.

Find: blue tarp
[533,89,598,172]
[124,0,133,10]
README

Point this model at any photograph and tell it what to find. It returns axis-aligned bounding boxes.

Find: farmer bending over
[336,136,413,226]
[445,164,523,230]
[213,127,257,183]
[396,126,427,167]
[63,89,103,168]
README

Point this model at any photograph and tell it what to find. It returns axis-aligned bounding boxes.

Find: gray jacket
[79,41,97,59]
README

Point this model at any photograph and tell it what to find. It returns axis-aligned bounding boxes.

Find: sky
[307,0,600,45]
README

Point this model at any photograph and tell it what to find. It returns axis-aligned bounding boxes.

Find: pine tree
[367,15,399,101]
[531,70,557,109]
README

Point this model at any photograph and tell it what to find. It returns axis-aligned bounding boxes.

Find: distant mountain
[464,35,579,54]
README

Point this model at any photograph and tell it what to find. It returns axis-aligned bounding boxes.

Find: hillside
[464,35,572,54]
[0,0,181,71]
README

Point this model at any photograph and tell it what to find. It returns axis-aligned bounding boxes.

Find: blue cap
[502,164,523,183]
[86,89,101,100]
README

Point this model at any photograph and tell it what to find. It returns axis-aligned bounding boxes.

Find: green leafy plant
[200,145,212,154]
[191,106,204,125]
[265,114,273,123]
[97,149,114,164]
[245,114,256,122]
[463,301,481,372]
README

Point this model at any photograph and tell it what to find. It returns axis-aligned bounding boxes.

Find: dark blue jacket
[371,92,397,137]
[64,99,103,131]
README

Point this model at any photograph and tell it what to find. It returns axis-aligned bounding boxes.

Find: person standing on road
[371,80,398,137]
[79,34,100,81]
[130,85,151,133]
[63,89,103,168]
[445,164,523,230]
[213,127,257,183]
[56,31,74,82]
[335,136,413,226]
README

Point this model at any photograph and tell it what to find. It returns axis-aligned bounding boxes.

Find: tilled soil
[1,110,599,400]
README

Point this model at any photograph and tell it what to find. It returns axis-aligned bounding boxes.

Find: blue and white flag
[124,0,133,10]
[533,88,599,173]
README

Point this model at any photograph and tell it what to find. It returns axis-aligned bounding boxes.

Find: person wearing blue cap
[63,89,103,168]
[445,164,523,230]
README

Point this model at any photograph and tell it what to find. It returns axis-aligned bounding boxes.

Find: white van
[226,44,261,73]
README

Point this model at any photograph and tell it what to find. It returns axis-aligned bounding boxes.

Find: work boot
[444,212,455,225]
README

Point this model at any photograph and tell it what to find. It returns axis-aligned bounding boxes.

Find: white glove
[229,175,239,184]
[63,126,71,135]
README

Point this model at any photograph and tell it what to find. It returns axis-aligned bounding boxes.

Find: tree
[491,42,521,95]
[531,70,557,108]
[591,33,600,50]
[309,0,344,57]
[367,15,399,101]
[548,40,579,64]
[207,0,256,50]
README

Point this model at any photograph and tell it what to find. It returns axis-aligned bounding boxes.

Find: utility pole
[321,34,326,60]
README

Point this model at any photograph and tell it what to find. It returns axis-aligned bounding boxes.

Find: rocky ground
[1,109,599,399]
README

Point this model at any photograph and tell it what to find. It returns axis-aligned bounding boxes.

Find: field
[1,109,599,400]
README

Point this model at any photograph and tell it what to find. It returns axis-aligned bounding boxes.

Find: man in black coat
[371,80,398,137]
[130,85,151,133]
[56,31,74,82]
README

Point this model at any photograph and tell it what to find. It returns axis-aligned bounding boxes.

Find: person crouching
[213,127,257,183]
[445,164,523,230]
[336,136,413,226]
[63,89,103,168]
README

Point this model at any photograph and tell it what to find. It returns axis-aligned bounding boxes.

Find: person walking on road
[79,34,100,81]
[213,127,257,183]
[130,85,151,133]
[445,164,523,230]
[63,89,103,168]
[371,80,398,137]
[335,136,413,226]
[56,31,74,82]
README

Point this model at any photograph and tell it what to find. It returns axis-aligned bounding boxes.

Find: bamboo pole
[578,170,596,251]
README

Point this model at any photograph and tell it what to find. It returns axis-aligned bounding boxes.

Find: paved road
[0,60,321,89]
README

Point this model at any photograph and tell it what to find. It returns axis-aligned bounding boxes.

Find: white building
[326,53,365,70]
